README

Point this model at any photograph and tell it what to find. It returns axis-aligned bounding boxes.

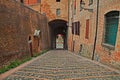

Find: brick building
[0,0,50,68]
[19,0,120,70]
[67,0,120,70]
[0,0,120,70]
[26,0,69,49]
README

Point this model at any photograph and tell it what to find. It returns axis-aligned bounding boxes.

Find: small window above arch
[20,0,24,3]
[56,0,60,2]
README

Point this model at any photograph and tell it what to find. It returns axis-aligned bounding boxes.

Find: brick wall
[28,0,69,49]
[17,0,39,5]
[29,0,68,21]
[24,0,37,5]
[94,0,120,69]
[69,0,120,70]
[0,0,50,68]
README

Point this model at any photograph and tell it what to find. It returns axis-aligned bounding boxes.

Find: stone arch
[48,19,68,49]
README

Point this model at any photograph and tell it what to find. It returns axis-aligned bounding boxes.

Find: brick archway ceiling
[49,19,68,35]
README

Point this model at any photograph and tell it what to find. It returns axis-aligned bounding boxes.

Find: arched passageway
[49,19,68,49]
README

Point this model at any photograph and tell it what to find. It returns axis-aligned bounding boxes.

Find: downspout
[92,0,100,60]
[68,0,70,24]
[67,0,70,50]
[40,0,41,14]
[72,0,75,52]
[28,0,29,5]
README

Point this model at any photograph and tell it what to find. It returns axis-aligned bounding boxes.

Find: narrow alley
[2,50,120,80]
[0,0,120,80]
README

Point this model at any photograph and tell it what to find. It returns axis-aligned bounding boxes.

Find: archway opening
[49,19,68,49]
[56,34,64,49]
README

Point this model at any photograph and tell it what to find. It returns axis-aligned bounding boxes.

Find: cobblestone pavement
[4,50,120,80]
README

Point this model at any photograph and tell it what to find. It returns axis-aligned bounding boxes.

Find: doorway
[28,36,33,57]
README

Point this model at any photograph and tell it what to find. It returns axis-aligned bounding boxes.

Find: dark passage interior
[49,19,68,49]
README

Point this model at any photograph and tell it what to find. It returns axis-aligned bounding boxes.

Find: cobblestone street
[3,50,120,80]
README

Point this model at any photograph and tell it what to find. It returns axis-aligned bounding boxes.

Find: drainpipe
[40,0,41,14]
[92,0,100,60]
[68,0,70,27]
[67,0,70,50]
[68,0,70,23]
[72,0,75,52]
[28,0,29,5]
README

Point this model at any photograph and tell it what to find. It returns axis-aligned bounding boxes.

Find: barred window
[103,11,119,46]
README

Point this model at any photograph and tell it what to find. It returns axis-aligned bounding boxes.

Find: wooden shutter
[78,21,80,35]
[85,19,89,39]
[72,23,74,34]
[75,22,77,35]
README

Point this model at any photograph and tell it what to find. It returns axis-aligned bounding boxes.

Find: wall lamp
[80,0,93,12]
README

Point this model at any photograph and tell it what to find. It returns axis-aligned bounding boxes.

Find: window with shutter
[72,23,74,34]
[75,22,77,34]
[78,21,80,35]
[72,22,80,35]
[85,19,89,39]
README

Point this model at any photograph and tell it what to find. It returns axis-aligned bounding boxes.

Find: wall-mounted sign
[34,30,40,37]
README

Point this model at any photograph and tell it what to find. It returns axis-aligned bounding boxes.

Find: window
[56,0,60,2]
[85,19,89,39]
[37,0,41,3]
[89,0,93,5]
[103,11,119,47]
[74,0,76,15]
[75,21,80,35]
[20,0,24,3]
[56,8,60,16]
[72,21,80,35]
[29,36,31,41]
